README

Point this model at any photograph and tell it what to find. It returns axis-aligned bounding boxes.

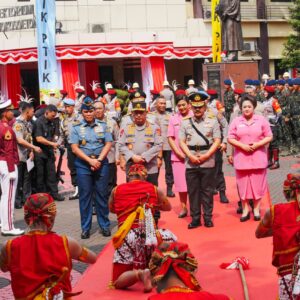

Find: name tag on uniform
[94,125,104,133]
[238,124,246,127]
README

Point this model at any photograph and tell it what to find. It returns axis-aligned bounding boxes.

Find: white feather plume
[200,80,208,91]
[229,76,235,90]
[18,88,34,103]
[172,80,179,91]
[90,80,100,91]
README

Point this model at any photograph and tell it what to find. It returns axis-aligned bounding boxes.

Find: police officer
[155,96,175,197]
[263,86,282,169]
[206,89,230,203]
[160,81,175,112]
[179,93,221,229]
[33,104,64,202]
[94,100,119,196]
[60,98,81,200]
[70,97,113,239]
[13,102,42,209]
[118,101,163,186]
[223,79,235,122]
[185,79,198,96]
[0,98,24,236]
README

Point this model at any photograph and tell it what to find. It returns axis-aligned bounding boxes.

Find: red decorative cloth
[149,242,201,291]
[24,193,56,229]
[111,180,158,227]
[272,200,300,276]
[0,120,19,172]
[6,231,72,299]
[219,256,250,270]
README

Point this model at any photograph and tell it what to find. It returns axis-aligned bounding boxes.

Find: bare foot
[141,269,152,293]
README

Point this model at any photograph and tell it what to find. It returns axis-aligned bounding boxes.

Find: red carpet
[74,174,277,299]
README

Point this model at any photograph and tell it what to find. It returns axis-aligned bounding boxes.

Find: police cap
[132,101,147,112]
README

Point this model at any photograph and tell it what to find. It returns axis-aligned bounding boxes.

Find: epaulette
[182,116,191,120]
[72,120,81,126]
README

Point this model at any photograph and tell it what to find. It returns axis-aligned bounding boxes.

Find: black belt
[188,145,211,151]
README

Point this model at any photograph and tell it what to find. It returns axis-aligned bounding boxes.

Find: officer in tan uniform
[118,101,163,186]
[154,96,175,197]
[60,98,82,199]
[13,102,42,209]
[179,93,221,229]
[94,100,120,195]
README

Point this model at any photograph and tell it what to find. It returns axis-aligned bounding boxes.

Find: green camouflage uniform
[255,90,266,103]
[223,88,235,122]
[289,89,300,149]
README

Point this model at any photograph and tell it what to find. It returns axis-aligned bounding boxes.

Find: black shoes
[167,186,175,198]
[53,194,65,202]
[101,228,111,237]
[204,220,214,228]
[15,203,23,209]
[240,213,250,222]
[81,230,90,239]
[254,215,261,221]
[219,191,229,203]
[188,221,201,229]
[178,208,188,218]
[69,194,79,200]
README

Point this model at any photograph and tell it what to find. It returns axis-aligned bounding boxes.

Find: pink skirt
[235,168,267,201]
[171,161,187,192]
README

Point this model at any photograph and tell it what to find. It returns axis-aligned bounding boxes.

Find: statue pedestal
[202,61,259,102]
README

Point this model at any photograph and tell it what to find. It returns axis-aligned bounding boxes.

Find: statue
[215,0,243,60]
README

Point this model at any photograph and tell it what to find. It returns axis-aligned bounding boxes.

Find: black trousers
[214,149,226,192]
[15,161,31,206]
[66,143,77,186]
[34,152,59,197]
[162,150,174,187]
[108,163,117,197]
[186,167,215,223]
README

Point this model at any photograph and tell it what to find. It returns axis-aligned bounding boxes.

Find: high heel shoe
[253,214,261,221]
[240,213,250,222]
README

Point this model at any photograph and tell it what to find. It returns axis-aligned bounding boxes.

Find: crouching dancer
[149,242,231,299]
[0,193,97,299]
[109,163,177,292]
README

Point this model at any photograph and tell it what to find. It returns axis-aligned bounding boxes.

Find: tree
[280,0,300,69]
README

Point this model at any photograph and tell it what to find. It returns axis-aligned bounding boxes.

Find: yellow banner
[211,0,221,63]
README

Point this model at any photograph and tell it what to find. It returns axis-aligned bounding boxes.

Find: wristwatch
[97,158,103,162]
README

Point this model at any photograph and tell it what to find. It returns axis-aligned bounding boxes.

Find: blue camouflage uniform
[70,118,113,232]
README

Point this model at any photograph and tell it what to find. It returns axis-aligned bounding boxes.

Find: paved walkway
[0,154,299,299]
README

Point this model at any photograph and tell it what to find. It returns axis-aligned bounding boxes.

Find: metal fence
[203,5,290,20]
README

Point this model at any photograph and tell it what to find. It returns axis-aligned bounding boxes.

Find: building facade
[0,0,293,104]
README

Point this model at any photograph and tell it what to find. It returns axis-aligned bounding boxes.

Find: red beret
[264,86,275,93]
[234,89,244,95]
[150,89,159,95]
[206,89,218,95]
[128,89,135,93]
[94,87,103,94]
[60,89,68,95]
[175,89,186,96]
[75,87,85,93]
[108,89,116,95]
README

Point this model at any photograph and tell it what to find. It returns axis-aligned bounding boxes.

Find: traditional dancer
[148,241,230,299]
[109,163,176,292]
[0,193,96,299]
[256,174,300,299]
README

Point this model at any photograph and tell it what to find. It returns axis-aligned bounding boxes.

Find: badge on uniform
[14,123,22,132]
[4,130,12,140]
[82,139,87,146]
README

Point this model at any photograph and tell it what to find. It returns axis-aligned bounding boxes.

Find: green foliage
[280,0,300,69]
